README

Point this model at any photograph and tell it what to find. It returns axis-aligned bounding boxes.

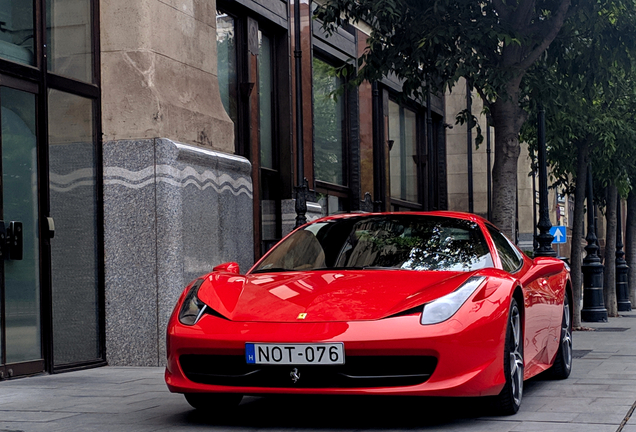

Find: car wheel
[184,393,243,411]
[493,297,524,415]
[548,292,572,379]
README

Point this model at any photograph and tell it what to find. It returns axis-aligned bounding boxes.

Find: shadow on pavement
[181,395,487,428]
[165,374,549,429]
[168,391,514,429]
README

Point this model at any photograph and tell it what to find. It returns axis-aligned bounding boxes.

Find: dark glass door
[47,89,101,369]
[0,80,44,378]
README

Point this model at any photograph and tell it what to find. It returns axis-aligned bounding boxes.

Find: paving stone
[510,422,617,432]
[0,312,634,431]
[0,411,79,422]
[481,411,579,422]
[537,399,633,414]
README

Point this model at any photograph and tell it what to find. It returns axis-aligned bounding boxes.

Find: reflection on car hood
[197,270,478,322]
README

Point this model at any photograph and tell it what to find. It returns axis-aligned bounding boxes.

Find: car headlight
[420,276,486,325]
[179,279,207,325]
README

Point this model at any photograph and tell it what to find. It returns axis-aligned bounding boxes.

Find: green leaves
[522,0,636,204]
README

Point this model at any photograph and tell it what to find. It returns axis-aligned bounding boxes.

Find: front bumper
[165,302,509,398]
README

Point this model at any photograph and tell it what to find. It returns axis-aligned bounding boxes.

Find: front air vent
[180,355,437,388]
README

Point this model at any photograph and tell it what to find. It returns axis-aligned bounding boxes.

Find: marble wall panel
[103,139,159,366]
[103,138,253,366]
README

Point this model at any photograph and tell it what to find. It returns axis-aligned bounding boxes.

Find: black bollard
[615,196,632,311]
[581,166,608,322]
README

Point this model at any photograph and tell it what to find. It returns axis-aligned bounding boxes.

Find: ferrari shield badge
[297,313,307,320]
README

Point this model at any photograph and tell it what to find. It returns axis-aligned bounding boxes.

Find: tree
[519,0,636,324]
[318,0,572,237]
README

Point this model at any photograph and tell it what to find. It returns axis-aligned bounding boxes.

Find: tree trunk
[603,185,618,316]
[570,143,588,328]
[627,189,636,306]
[490,86,525,240]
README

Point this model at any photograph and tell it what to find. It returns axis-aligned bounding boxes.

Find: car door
[485,225,550,375]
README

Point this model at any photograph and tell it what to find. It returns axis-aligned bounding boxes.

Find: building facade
[0,0,552,376]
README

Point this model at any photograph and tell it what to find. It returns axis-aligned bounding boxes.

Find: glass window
[317,193,346,217]
[0,1,35,66]
[388,100,418,203]
[216,10,238,141]
[313,57,344,186]
[486,225,523,273]
[253,215,494,273]
[47,0,93,82]
[48,89,100,365]
[1,87,41,363]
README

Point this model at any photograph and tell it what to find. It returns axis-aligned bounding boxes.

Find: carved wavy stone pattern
[102,138,255,367]
[103,165,252,198]
[49,168,95,192]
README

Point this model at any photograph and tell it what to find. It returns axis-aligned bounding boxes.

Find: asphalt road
[0,311,635,432]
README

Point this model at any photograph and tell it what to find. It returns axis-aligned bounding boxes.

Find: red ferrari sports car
[165,212,572,415]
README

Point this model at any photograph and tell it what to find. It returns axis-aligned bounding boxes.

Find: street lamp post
[615,196,632,311]
[534,105,556,257]
[581,165,608,322]
[294,0,310,228]
[486,114,492,221]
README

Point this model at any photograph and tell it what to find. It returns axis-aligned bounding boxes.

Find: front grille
[180,355,437,388]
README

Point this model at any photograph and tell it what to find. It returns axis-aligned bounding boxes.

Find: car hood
[197,270,478,322]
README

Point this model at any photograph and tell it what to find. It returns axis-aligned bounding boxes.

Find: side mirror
[213,262,240,274]
[532,257,565,279]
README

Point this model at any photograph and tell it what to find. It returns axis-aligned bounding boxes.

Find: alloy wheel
[561,296,572,371]
[509,305,524,406]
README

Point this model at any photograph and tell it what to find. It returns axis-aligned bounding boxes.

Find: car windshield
[252,215,494,273]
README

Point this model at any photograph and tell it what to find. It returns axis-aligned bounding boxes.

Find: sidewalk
[0,311,635,432]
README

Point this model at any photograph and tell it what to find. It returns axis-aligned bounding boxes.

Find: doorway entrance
[0,80,44,378]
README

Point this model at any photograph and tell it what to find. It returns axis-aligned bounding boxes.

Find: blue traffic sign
[549,226,567,244]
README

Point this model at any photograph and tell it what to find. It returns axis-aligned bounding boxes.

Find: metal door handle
[47,217,55,239]
[0,220,23,260]
[0,221,5,259]
[7,221,22,260]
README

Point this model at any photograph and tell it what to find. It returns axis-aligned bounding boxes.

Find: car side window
[486,225,523,273]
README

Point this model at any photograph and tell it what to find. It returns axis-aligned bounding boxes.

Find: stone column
[100,0,253,366]
[100,0,234,149]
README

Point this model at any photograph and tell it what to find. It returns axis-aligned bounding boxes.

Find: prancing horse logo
[290,368,301,383]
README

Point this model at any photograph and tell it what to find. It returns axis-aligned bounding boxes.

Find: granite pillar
[103,138,253,366]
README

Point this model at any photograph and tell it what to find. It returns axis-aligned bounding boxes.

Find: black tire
[184,393,243,411]
[493,297,524,415]
[548,292,573,379]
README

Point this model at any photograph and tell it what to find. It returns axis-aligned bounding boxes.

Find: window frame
[485,224,524,274]
[386,94,425,211]
[216,3,291,258]
[0,0,105,374]
[311,50,351,215]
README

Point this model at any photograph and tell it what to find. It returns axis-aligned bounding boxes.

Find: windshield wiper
[361,266,400,270]
[250,267,292,274]
[312,266,398,271]
[252,266,401,273]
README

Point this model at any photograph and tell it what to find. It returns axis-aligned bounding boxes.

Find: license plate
[245,343,345,365]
